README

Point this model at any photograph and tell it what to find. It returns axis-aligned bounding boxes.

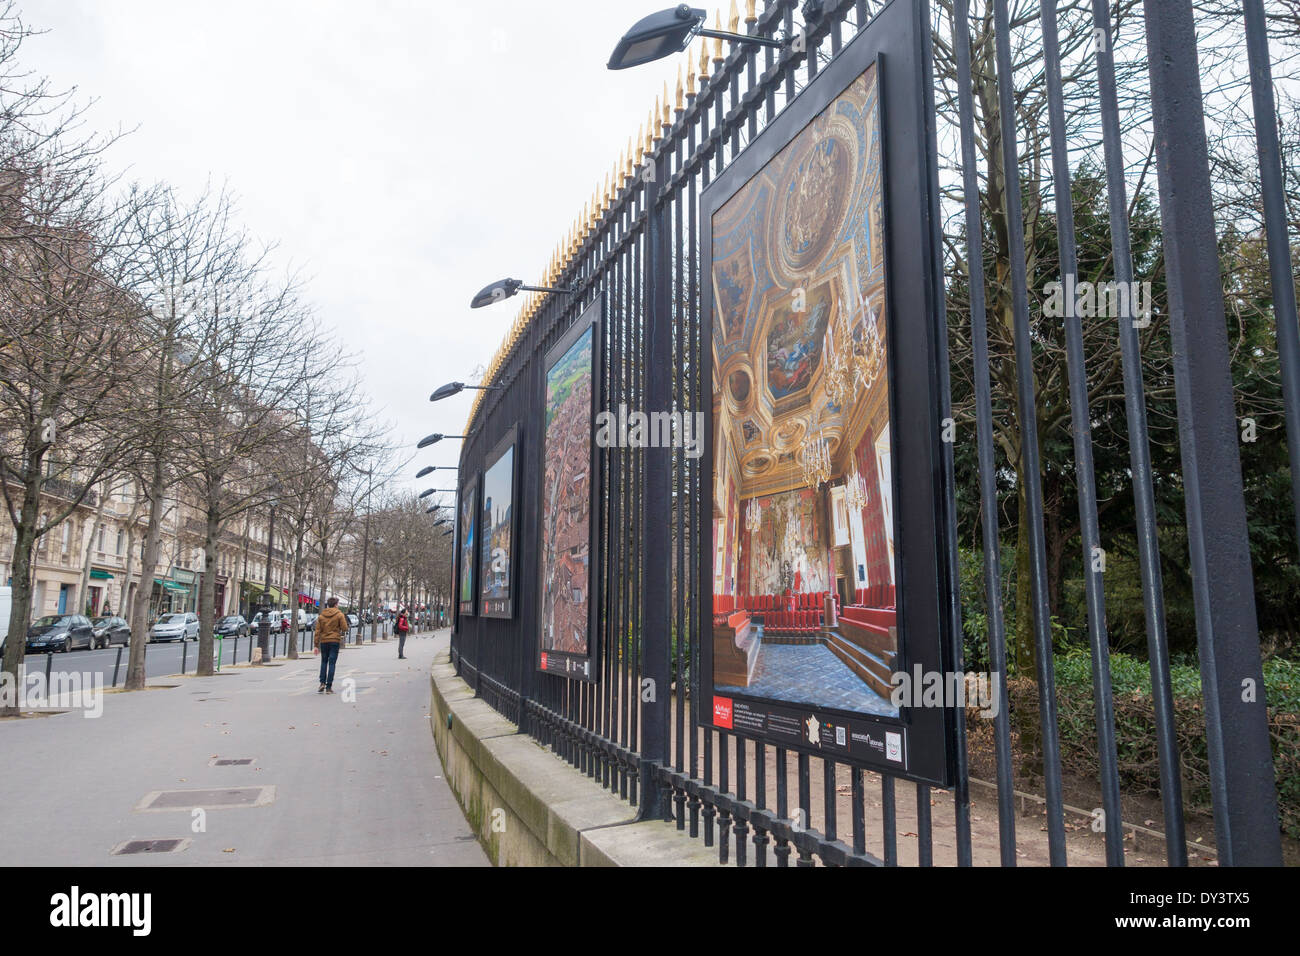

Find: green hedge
[1001,649,1299,841]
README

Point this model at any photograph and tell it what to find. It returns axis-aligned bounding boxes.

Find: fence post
[1143,0,1282,865]
[638,121,672,823]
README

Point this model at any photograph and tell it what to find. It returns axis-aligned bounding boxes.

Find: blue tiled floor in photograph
[716,636,898,717]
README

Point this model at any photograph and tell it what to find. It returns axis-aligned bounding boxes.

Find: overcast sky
[19,0,685,491]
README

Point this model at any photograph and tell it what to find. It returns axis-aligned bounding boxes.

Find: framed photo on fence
[699,0,957,787]
[457,473,479,618]
[536,297,603,681]
[480,424,519,619]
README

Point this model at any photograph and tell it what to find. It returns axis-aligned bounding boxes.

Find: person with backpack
[313,597,347,693]
[396,607,410,659]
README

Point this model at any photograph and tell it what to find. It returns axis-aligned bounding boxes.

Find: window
[116,530,123,555]
[61,522,70,554]
[97,523,105,553]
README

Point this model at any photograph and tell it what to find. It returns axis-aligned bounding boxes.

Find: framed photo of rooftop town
[457,473,479,618]
[536,297,603,681]
[699,1,957,787]
[480,424,519,619]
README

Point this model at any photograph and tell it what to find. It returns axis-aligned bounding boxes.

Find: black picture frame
[480,423,520,619]
[536,296,603,681]
[457,473,479,618]
[698,0,956,787]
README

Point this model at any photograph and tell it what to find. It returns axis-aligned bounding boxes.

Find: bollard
[233,634,240,665]
[112,645,123,687]
[181,639,188,675]
[216,636,223,673]
[45,651,52,688]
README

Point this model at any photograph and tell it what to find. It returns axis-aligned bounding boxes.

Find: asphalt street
[0,627,487,866]
[15,621,397,685]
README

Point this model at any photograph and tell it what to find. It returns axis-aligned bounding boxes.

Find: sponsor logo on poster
[885,731,903,763]
[540,652,548,670]
[713,696,734,729]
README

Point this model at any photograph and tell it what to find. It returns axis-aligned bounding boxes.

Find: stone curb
[429,652,721,867]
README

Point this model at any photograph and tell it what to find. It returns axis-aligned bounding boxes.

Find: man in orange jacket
[314,597,348,694]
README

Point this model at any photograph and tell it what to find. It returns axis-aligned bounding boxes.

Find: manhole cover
[209,757,255,766]
[135,786,275,811]
[112,838,191,855]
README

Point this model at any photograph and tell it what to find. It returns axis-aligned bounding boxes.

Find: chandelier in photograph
[799,427,833,487]
[844,460,868,512]
[825,291,886,411]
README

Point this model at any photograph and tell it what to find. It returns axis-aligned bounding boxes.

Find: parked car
[27,614,95,653]
[300,611,318,630]
[346,613,359,630]
[150,612,199,643]
[90,615,130,648]
[214,615,249,638]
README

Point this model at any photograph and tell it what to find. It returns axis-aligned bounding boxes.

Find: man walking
[314,596,348,693]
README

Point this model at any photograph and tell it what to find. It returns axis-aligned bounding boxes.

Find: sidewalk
[0,629,487,867]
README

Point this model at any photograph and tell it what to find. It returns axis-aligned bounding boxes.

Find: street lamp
[607,4,786,71]
[419,488,456,498]
[415,465,457,478]
[416,433,469,449]
[430,381,502,402]
[470,278,575,309]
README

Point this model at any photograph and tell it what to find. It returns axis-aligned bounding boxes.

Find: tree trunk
[76,482,110,616]
[195,508,221,676]
[126,458,166,691]
[1,471,44,716]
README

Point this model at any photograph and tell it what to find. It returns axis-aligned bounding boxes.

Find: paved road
[0,628,487,866]
[14,621,399,685]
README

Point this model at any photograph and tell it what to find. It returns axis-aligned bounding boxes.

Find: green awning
[89,569,113,580]
[153,579,188,593]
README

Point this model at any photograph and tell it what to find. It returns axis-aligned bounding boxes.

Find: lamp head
[471,278,523,309]
[608,4,706,70]
[416,433,443,449]
[416,465,434,478]
[430,382,465,402]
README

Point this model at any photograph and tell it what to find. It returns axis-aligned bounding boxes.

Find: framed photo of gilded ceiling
[457,473,479,618]
[480,424,519,619]
[536,297,603,681]
[698,0,957,787]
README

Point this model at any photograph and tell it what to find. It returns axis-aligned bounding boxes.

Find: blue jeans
[318,642,339,688]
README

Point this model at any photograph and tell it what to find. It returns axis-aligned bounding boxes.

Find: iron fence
[450,0,1291,866]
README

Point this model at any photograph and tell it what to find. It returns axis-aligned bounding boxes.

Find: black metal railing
[449,0,1290,867]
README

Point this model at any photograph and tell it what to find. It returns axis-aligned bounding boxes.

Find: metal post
[112,645,123,687]
[1143,0,1282,866]
[1244,0,1300,559]
[259,501,276,664]
[358,473,372,643]
[638,118,671,823]
[181,639,187,675]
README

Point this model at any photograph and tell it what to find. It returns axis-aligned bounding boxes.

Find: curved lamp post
[607,3,786,71]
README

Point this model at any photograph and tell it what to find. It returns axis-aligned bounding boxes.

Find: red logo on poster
[540,653,548,670]
[713,696,733,729]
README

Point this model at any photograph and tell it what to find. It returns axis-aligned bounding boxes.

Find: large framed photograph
[480,424,519,619]
[536,297,603,680]
[699,0,956,786]
[457,473,479,618]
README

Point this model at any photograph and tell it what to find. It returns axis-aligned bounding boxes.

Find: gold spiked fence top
[465,7,747,433]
